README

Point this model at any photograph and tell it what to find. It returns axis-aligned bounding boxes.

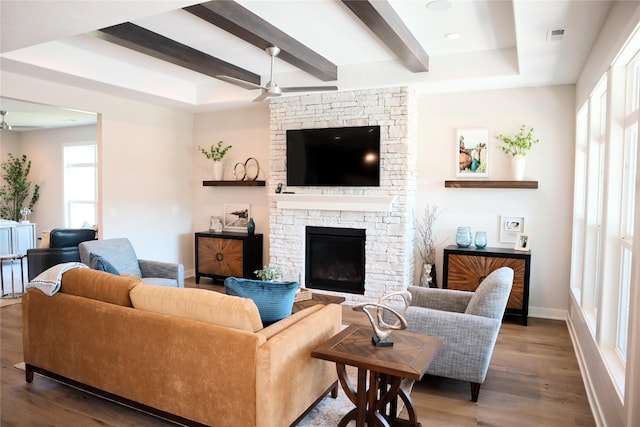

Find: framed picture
[223,204,250,231]
[456,128,489,177]
[514,232,531,251]
[499,215,525,243]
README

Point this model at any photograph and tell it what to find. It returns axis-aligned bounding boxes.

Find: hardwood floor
[1,287,594,426]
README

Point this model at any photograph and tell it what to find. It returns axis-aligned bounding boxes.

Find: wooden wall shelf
[203,180,265,187]
[444,180,538,189]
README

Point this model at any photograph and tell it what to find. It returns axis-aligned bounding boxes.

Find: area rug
[298,366,413,426]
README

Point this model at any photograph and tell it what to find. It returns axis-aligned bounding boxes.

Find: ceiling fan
[217,46,338,102]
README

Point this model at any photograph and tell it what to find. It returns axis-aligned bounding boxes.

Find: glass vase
[474,231,487,249]
[456,227,472,248]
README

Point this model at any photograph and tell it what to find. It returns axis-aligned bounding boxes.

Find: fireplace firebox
[305,226,365,295]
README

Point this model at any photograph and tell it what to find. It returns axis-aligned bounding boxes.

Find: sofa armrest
[405,306,501,383]
[138,259,184,287]
[408,285,472,313]
[256,303,342,427]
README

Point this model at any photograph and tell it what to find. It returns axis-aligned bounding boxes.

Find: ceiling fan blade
[281,86,339,93]
[253,91,270,102]
[217,75,265,90]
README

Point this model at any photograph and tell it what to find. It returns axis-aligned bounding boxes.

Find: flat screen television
[286,125,380,187]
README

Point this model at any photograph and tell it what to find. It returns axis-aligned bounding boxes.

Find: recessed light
[426,0,452,12]
[445,32,461,40]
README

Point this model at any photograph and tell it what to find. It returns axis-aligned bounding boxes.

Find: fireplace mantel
[270,194,398,212]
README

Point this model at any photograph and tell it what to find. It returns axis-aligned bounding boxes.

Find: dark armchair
[27,228,97,281]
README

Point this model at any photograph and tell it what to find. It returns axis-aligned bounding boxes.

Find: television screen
[286,125,380,187]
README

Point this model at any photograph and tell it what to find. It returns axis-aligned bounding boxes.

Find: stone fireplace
[268,87,418,304]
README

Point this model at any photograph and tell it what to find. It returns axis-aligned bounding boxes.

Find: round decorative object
[244,157,260,181]
[352,291,412,346]
[233,162,246,181]
[474,231,487,249]
[456,226,472,248]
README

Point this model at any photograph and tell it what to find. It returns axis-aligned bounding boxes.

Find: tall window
[616,51,639,359]
[571,27,639,394]
[63,144,97,228]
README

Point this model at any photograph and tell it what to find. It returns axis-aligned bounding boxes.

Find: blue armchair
[79,238,184,287]
[404,267,514,401]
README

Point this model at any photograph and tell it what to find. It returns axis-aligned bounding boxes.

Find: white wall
[18,125,97,233]
[191,105,270,264]
[417,85,575,319]
[1,71,194,267]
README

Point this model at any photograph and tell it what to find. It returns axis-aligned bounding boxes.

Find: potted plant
[496,125,539,180]
[254,264,283,281]
[416,204,440,288]
[0,153,40,222]
[198,141,232,180]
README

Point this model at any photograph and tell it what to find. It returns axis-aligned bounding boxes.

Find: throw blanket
[28,262,88,296]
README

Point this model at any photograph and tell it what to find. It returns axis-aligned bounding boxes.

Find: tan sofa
[22,268,342,427]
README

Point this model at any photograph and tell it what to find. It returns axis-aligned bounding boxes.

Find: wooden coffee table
[312,324,443,427]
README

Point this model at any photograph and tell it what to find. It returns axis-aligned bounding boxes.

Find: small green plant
[496,125,539,157]
[198,141,232,162]
[0,153,40,222]
[254,264,283,281]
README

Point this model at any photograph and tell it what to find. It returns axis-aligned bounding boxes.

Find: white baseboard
[528,306,567,320]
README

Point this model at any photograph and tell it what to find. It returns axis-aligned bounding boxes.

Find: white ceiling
[0,0,613,130]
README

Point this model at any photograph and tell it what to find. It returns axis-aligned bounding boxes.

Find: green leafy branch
[0,153,40,222]
[496,125,539,157]
[198,141,232,162]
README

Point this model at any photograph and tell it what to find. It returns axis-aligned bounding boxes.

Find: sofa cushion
[224,277,299,324]
[130,285,263,332]
[89,253,120,275]
[60,268,140,307]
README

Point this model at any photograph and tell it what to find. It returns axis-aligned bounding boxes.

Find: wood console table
[194,231,263,283]
[312,325,443,427]
[443,245,531,325]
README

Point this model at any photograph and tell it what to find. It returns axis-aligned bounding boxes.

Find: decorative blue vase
[474,231,487,249]
[247,218,255,235]
[456,227,472,248]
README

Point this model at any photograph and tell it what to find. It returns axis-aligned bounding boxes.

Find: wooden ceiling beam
[94,22,261,85]
[184,1,337,82]
[342,0,429,73]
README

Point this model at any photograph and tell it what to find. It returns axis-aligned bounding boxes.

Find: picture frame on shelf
[223,204,250,231]
[514,232,531,251]
[499,215,525,243]
[456,128,489,178]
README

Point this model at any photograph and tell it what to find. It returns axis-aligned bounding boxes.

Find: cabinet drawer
[197,237,243,277]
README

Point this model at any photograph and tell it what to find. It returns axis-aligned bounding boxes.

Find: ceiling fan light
[0,111,12,130]
[426,0,452,12]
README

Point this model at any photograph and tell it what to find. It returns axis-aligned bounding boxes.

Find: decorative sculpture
[352,290,412,347]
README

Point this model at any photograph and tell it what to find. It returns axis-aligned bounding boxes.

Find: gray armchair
[79,238,184,287]
[405,266,513,402]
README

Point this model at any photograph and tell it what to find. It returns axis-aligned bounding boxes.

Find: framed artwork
[223,204,250,231]
[514,233,531,251]
[456,128,489,177]
[499,215,525,243]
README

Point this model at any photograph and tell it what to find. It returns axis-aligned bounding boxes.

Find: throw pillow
[224,277,299,324]
[89,252,120,276]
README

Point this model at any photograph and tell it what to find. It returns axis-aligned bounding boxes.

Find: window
[63,144,97,228]
[570,26,639,395]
